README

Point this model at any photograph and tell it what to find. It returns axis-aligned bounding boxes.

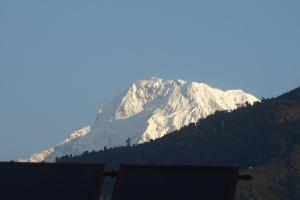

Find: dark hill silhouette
[58,86,300,200]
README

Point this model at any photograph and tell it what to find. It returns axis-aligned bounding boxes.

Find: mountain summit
[26,77,258,162]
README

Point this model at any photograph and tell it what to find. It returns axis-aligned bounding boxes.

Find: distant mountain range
[25,77,258,162]
[58,86,300,200]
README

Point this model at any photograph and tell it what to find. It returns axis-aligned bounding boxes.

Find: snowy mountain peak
[25,78,259,162]
[114,78,209,120]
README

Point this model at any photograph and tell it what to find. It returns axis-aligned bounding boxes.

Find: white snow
[24,77,259,162]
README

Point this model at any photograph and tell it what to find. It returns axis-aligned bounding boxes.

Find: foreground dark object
[111,164,239,200]
[0,162,248,200]
[0,162,105,200]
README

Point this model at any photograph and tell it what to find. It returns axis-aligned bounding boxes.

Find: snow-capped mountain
[25,77,259,162]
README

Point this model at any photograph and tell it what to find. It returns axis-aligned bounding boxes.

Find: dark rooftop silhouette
[111,164,239,200]
[0,162,105,200]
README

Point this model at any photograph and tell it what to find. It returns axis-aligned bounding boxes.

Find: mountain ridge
[24,77,258,162]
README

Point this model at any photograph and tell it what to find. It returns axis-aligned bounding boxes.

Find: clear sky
[1,0,299,161]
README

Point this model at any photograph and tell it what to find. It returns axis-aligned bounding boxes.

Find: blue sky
[1,0,300,160]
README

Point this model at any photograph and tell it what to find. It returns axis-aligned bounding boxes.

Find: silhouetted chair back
[111,164,239,200]
[0,162,105,200]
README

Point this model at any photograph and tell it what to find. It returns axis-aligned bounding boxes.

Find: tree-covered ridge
[58,86,300,200]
